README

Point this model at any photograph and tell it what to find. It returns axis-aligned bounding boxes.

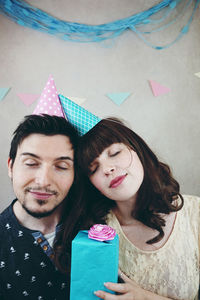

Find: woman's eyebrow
[90,160,97,167]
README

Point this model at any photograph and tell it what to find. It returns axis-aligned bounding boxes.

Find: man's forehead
[17,133,74,156]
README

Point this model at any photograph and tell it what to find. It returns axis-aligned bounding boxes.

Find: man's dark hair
[9,114,79,165]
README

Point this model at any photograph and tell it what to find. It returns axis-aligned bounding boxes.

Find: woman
[55,117,199,300]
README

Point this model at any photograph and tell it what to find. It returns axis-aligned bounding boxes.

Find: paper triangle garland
[149,80,170,97]
[33,75,65,117]
[17,94,40,106]
[106,92,131,106]
[59,94,101,136]
[194,72,200,78]
[0,88,11,101]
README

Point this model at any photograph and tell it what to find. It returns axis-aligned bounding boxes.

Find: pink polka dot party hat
[33,74,65,117]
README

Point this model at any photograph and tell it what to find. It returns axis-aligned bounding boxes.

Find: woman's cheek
[90,176,98,189]
[119,150,132,169]
[91,176,103,192]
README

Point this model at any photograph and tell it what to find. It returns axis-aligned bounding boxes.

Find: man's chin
[22,205,58,219]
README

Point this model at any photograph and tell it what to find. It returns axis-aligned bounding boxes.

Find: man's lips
[29,191,55,200]
[109,175,127,188]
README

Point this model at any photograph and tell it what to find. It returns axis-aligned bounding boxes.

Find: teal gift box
[70,230,119,300]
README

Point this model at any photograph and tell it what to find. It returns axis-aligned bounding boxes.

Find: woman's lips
[29,191,54,200]
[109,175,127,188]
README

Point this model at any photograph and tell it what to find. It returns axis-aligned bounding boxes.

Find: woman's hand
[94,271,172,300]
[94,271,147,300]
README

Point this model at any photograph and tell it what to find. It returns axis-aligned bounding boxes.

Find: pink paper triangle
[17,94,40,106]
[149,80,171,97]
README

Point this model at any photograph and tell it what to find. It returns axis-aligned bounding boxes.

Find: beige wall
[0,1,200,211]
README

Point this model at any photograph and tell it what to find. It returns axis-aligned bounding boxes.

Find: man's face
[8,134,74,218]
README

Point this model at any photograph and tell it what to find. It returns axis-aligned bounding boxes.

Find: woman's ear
[8,157,13,179]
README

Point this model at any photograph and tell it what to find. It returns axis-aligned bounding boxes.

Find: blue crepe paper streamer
[0,0,199,49]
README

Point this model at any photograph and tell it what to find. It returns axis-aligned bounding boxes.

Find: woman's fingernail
[94,291,100,296]
[104,282,108,287]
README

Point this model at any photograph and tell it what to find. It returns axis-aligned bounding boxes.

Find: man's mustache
[25,187,57,195]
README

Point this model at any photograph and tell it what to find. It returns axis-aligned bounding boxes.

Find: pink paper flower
[88,224,116,241]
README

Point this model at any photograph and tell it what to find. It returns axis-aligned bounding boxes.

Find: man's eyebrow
[55,156,74,162]
[21,152,40,158]
[21,153,74,161]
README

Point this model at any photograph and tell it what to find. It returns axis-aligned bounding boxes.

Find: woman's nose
[103,164,115,175]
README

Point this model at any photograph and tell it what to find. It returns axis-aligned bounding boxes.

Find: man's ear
[8,158,13,179]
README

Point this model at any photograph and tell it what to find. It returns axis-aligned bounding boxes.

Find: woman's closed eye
[110,150,121,157]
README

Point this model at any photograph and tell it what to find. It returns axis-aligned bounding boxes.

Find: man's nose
[34,166,52,186]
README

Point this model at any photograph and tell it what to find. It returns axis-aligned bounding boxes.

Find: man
[0,114,79,299]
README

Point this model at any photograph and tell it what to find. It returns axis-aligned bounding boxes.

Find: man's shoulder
[0,203,14,236]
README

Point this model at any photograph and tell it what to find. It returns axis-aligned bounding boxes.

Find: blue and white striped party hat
[59,94,101,136]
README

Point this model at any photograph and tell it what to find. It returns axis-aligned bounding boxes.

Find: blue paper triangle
[0,88,11,101]
[106,92,131,106]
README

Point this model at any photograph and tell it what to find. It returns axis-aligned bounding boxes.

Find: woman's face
[89,143,144,203]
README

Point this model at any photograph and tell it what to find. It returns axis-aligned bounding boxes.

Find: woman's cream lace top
[106,195,200,300]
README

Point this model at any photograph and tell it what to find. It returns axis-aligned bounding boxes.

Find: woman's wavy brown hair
[54,117,183,274]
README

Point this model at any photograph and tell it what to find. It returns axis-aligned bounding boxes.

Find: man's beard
[22,202,61,219]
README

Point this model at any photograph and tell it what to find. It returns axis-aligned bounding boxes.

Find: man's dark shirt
[0,200,69,300]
